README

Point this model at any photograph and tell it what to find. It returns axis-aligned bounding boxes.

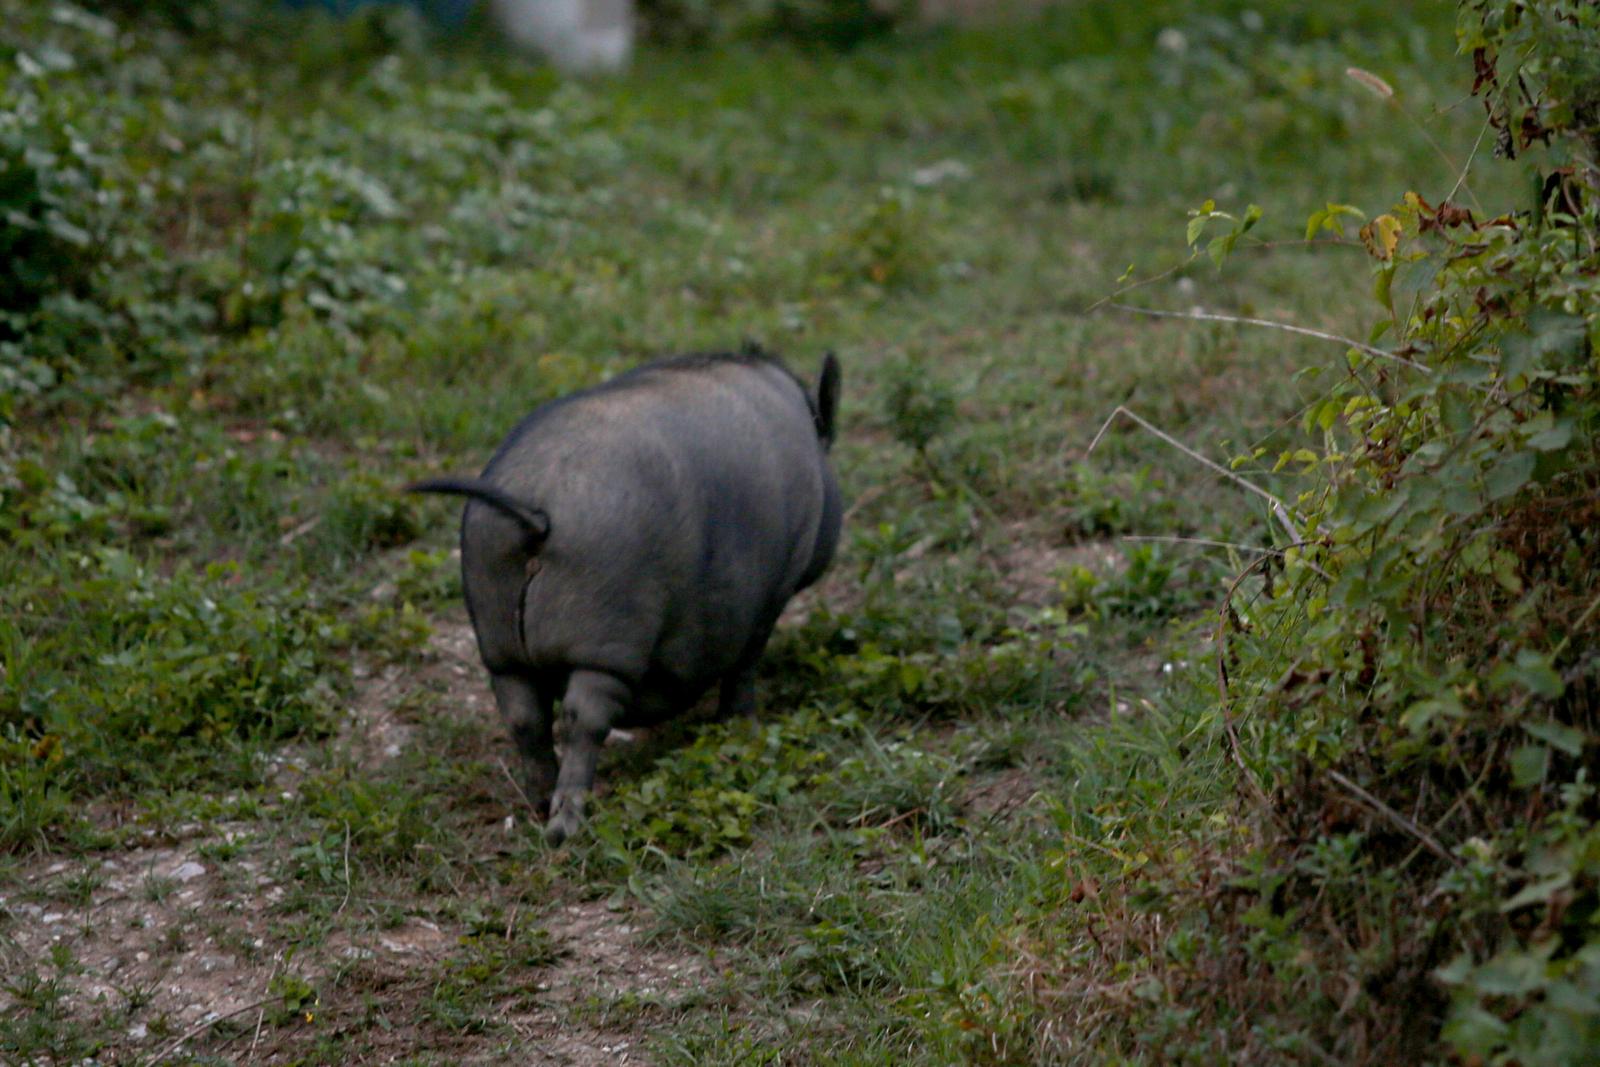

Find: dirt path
[0,616,706,1065]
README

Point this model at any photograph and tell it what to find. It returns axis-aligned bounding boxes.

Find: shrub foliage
[1217,2,1600,1059]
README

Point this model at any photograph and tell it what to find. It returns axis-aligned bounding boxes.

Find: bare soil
[0,617,707,1065]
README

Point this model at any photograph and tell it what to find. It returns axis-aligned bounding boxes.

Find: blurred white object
[492,0,634,74]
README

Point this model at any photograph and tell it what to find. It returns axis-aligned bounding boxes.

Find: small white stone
[171,861,206,883]
[42,912,65,924]
[128,1022,148,1041]
[910,159,972,188]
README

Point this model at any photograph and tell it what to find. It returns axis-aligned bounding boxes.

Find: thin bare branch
[1106,302,1434,374]
[1122,535,1282,555]
[1083,257,1194,314]
[335,820,352,917]
[1082,239,1362,315]
[1215,553,1281,814]
[1327,768,1461,867]
[1087,406,1302,538]
[1553,587,1600,660]
[496,757,536,812]
[246,959,280,1064]
[1447,112,1493,208]
[153,996,278,1062]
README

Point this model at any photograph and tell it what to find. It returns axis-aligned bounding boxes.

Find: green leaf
[1440,1003,1509,1055]
[1207,234,1230,268]
[1484,451,1536,500]
[1373,263,1396,315]
[1469,948,1548,996]
[1526,419,1573,452]
[1442,484,1479,517]
[1439,392,1474,434]
[1304,209,1322,241]
[1435,953,1474,985]
[1508,744,1549,788]
[1401,692,1466,732]
[1500,872,1570,912]
[1491,649,1566,701]
[1523,720,1582,756]
[1305,201,1365,239]
[1500,311,1589,378]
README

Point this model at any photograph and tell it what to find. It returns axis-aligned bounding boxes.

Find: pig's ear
[816,352,841,448]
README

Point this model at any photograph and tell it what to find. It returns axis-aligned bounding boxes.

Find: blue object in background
[281,0,479,28]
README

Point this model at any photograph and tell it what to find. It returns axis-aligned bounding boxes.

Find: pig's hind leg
[717,662,759,719]
[490,672,560,816]
[716,603,786,720]
[546,668,631,845]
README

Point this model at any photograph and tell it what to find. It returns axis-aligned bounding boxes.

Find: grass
[0,0,1517,1061]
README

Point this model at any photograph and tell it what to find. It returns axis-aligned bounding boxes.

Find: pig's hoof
[545,794,584,845]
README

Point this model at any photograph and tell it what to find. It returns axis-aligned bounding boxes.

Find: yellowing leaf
[1359,214,1403,260]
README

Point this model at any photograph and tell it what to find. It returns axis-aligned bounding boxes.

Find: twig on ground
[277,516,321,547]
[335,820,352,917]
[873,807,926,832]
[496,757,536,812]
[152,997,277,1063]
[246,958,280,1064]
[247,1004,267,1063]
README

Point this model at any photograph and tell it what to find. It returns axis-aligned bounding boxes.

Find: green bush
[1204,1,1600,1059]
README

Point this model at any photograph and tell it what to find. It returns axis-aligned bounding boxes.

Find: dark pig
[408,348,842,843]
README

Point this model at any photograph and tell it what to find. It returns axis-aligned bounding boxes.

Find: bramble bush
[1243,4,1600,1059]
[1015,2,1600,1060]
[958,3,1600,1062]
